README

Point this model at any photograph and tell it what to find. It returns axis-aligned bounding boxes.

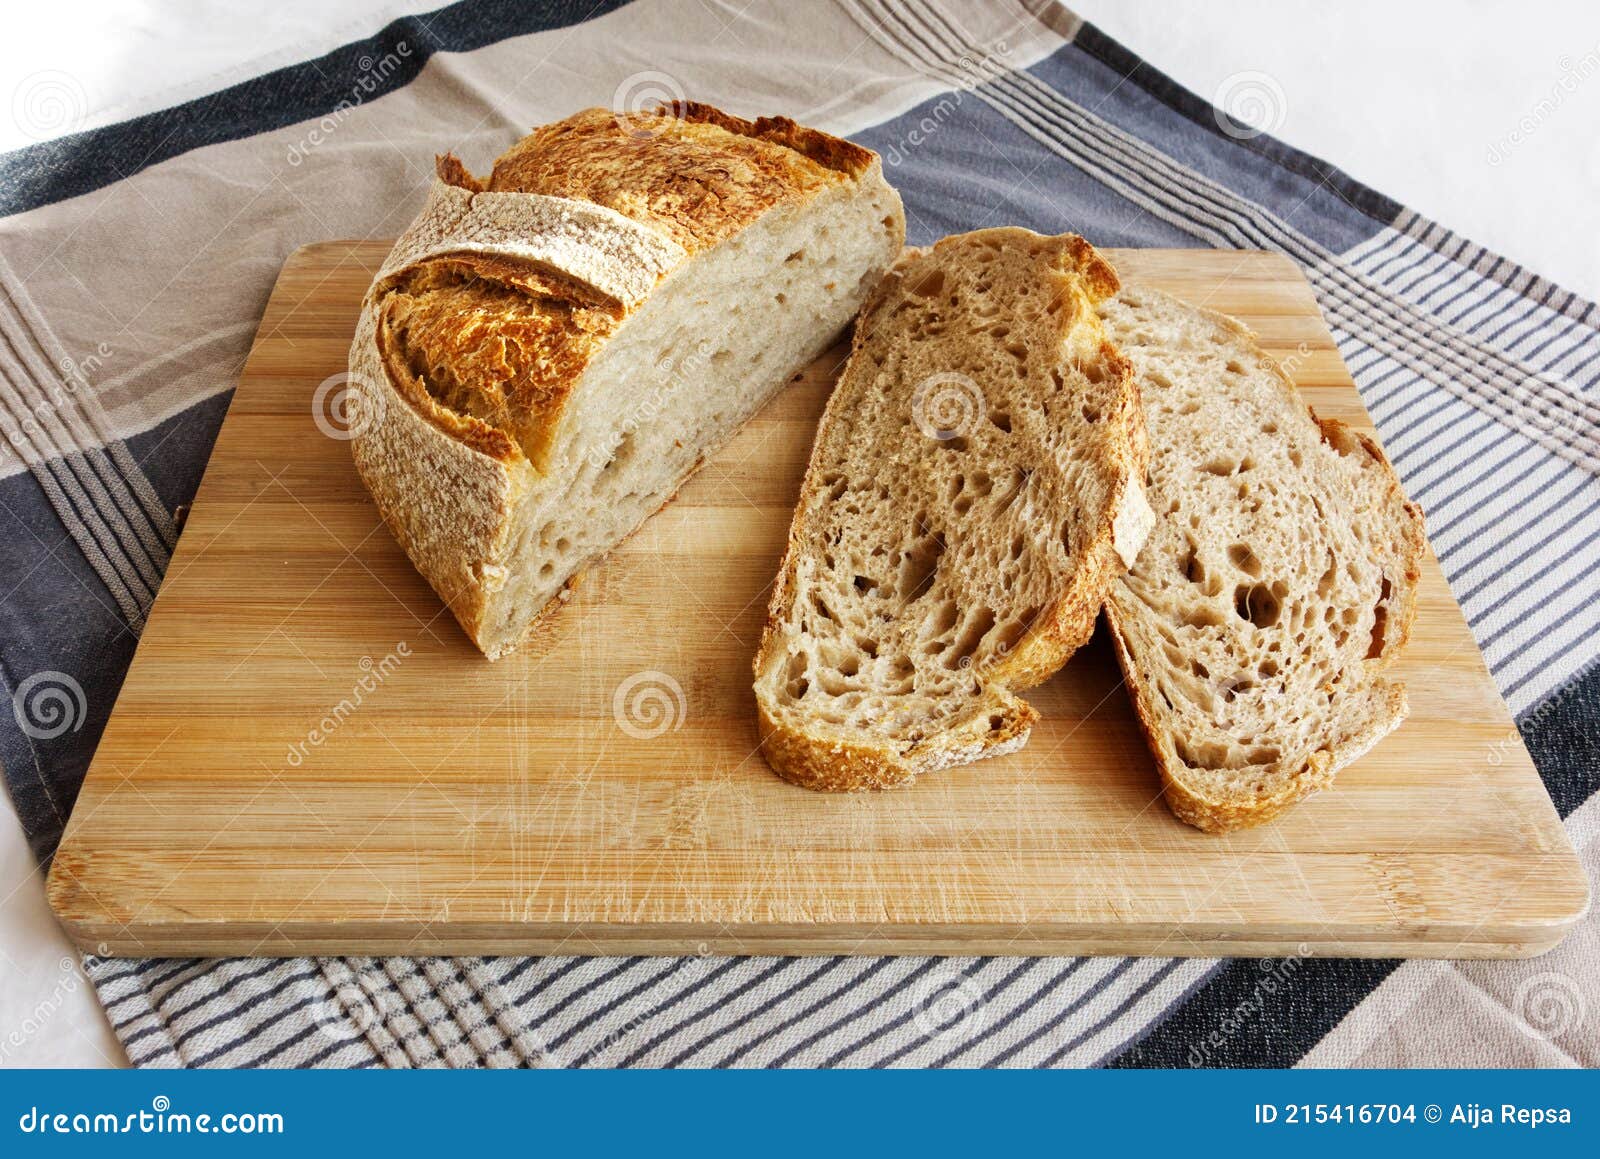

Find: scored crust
[349,102,892,654]
[484,104,875,252]
[753,228,1151,792]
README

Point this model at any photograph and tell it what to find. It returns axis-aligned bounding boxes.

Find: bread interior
[758,231,1140,756]
[438,178,903,654]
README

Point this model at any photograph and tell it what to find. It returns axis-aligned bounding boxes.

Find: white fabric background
[1077,0,1600,300]
[1,0,1594,1067]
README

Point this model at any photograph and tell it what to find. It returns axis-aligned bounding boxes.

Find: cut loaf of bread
[349,103,905,658]
[1099,286,1425,832]
[754,228,1154,791]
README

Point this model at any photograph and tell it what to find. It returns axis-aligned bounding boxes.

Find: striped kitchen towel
[2,0,1595,1067]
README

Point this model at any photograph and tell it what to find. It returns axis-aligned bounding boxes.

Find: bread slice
[1098,286,1425,832]
[753,228,1153,791]
[349,103,905,658]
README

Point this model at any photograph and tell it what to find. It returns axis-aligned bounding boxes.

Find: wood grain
[46,244,1589,959]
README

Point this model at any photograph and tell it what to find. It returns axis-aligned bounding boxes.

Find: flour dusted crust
[374,180,687,309]
[349,102,903,656]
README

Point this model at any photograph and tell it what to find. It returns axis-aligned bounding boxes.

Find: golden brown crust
[352,103,894,656]
[1057,232,1123,303]
[434,152,483,192]
[756,701,920,793]
[378,260,620,471]
[486,104,861,254]
[757,689,1038,793]
[667,101,876,179]
[374,104,869,474]
[372,304,523,464]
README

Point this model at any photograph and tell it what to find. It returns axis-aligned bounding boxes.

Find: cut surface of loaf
[754,228,1153,791]
[350,103,905,657]
[1099,286,1425,832]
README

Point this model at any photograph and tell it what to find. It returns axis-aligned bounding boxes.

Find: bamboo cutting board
[48,244,1588,959]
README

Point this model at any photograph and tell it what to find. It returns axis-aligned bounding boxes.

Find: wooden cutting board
[48,244,1588,959]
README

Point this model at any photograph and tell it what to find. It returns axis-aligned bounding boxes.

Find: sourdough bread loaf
[1099,286,1425,832]
[349,103,905,658]
[753,228,1153,791]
